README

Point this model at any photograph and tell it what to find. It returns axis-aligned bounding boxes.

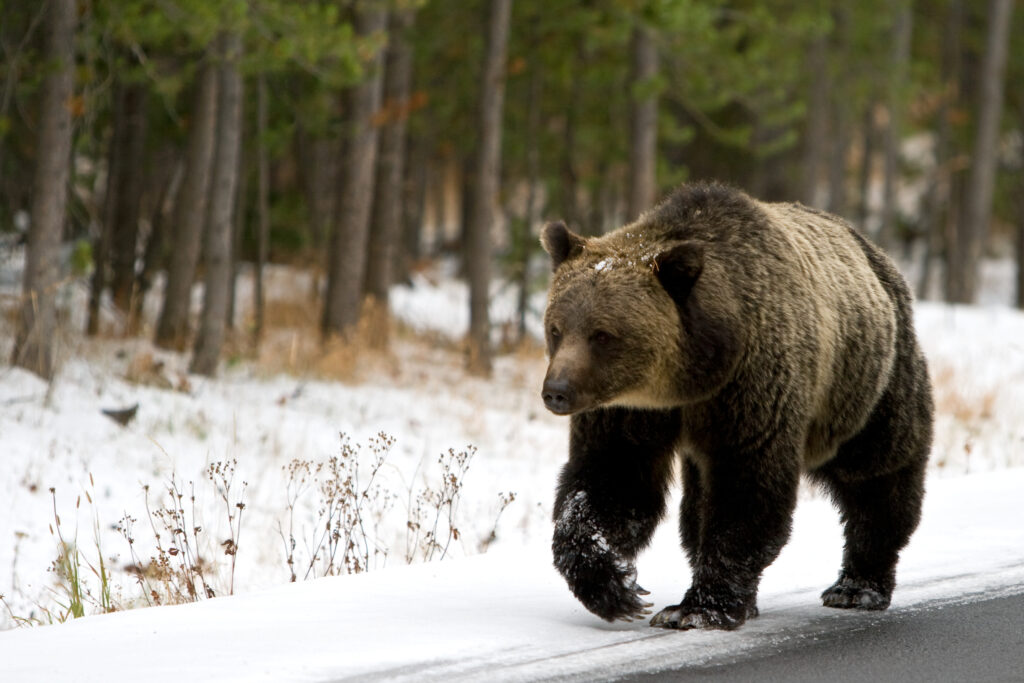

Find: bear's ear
[541,221,586,270]
[653,241,705,300]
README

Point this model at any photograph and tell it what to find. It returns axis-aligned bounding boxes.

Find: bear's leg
[817,459,926,610]
[813,348,932,611]
[652,449,799,630]
[678,457,702,570]
[553,407,679,622]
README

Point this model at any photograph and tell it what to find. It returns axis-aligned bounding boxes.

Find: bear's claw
[553,538,653,622]
[552,491,656,622]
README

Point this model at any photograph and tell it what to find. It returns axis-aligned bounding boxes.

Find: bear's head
[540,220,738,415]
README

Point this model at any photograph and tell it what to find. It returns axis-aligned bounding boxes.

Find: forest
[1,0,1021,380]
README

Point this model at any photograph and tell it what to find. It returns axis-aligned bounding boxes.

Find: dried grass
[931,363,997,425]
[4,433,516,626]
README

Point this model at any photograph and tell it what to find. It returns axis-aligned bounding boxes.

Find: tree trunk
[465,0,513,375]
[459,150,475,274]
[827,102,850,216]
[518,17,542,344]
[226,105,246,331]
[919,0,962,300]
[363,8,415,349]
[856,104,876,231]
[801,31,829,209]
[191,33,243,376]
[826,7,851,217]
[948,0,1014,304]
[322,6,388,339]
[877,2,912,252]
[295,126,338,250]
[132,147,183,331]
[396,133,428,285]
[254,74,270,343]
[749,114,789,202]
[1017,62,1024,309]
[12,0,75,379]
[109,81,148,313]
[155,62,219,350]
[628,22,658,219]
[87,86,120,337]
[1016,149,1024,309]
[89,78,148,335]
[560,39,585,233]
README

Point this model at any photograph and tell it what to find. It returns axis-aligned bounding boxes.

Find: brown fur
[543,182,932,629]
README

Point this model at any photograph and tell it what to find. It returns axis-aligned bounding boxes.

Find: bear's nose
[542,378,576,415]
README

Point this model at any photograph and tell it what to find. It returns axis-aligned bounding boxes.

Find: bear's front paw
[821,573,891,610]
[650,592,758,631]
[553,535,652,622]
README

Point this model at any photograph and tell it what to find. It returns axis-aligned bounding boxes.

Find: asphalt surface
[618,591,1024,683]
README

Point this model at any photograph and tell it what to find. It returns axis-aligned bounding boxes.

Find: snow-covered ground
[2,467,1023,682]
[1,247,1024,680]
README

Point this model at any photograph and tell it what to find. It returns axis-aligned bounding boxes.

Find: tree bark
[628,22,658,219]
[226,105,246,331]
[826,7,851,217]
[109,81,148,312]
[919,0,962,300]
[132,147,183,331]
[1017,65,1024,309]
[518,16,542,343]
[154,61,219,350]
[749,113,789,202]
[560,39,585,233]
[465,0,513,375]
[826,102,850,216]
[322,5,388,339]
[89,78,148,334]
[254,74,270,343]
[801,31,829,209]
[396,133,427,285]
[364,8,415,349]
[12,0,75,379]
[948,0,1014,304]
[191,32,243,376]
[87,88,120,337]
[295,126,338,250]
[1016,145,1024,309]
[856,105,876,231]
[877,2,912,252]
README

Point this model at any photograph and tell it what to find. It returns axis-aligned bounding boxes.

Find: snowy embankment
[1,254,1024,680]
[2,467,1023,682]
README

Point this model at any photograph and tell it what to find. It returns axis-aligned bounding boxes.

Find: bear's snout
[542,377,576,415]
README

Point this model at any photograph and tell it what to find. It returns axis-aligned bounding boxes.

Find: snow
[2,249,1024,680]
[2,468,1023,682]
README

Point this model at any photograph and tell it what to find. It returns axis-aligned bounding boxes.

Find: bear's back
[641,184,902,466]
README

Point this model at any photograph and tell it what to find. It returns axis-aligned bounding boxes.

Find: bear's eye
[549,326,562,341]
[590,330,614,346]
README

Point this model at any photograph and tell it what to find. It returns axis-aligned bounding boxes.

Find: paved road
[619,591,1024,683]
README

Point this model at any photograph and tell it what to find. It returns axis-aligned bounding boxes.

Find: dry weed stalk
[478,491,517,553]
[206,459,247,595]
[405,445,476,563]
[6,435,516,626]
[117,475,216,605]
[299,432,394,577]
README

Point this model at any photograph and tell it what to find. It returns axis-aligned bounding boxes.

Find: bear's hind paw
[821,577,891,610]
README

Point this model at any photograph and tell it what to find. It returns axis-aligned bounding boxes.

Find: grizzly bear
[541,182,933,630]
